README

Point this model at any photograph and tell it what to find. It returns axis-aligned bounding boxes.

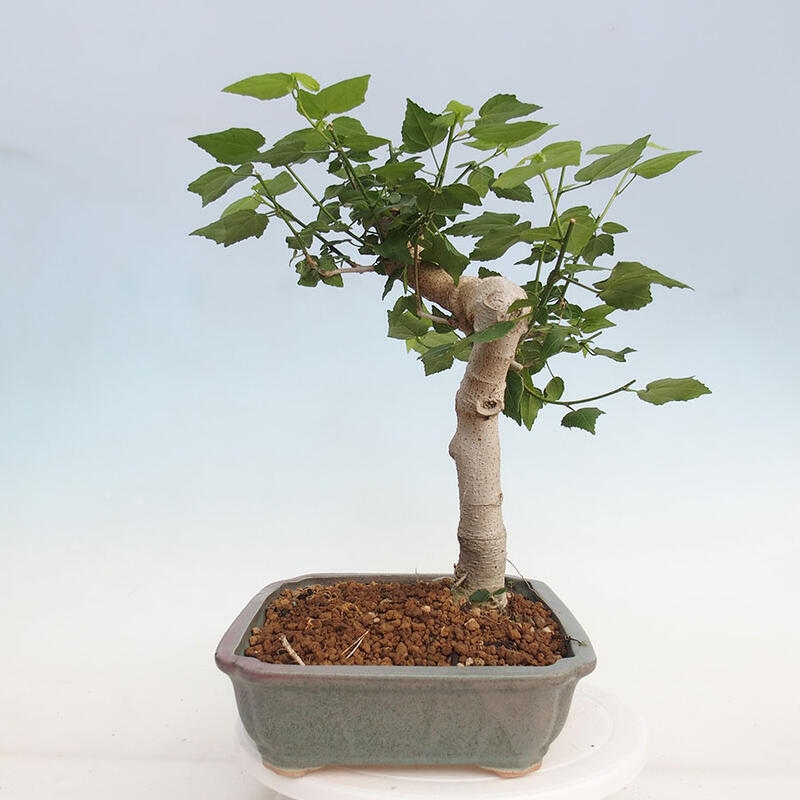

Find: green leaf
[559,210,597,256]
[519,388,544,429]
[298,75,370,119]
[586,143,627,155]
[255,171,297,198]
[259,128,330,167]
[493,141,581,189]
[446,211,520,237]
[468,589,492,604]
[592,346,635,362]
[468,320,517,343]
[318,75,370,113]
[190,209,268,246]
[468,120,554,150]
[467,165,493,197]
[445,99,473,126]
[504,369,524,424]
[636,377,711,405]
[470,223,533,261]
[490,182,535,202]
[187,164,252,206]
[292,72,320,92]
[402,99,449,153]
[561,407,604,434]
[427,183,482,216]
[189,128,265,165]
[574,135,650,182]
[632,150,701,179]
[330,116,389,152]
[373,159,424,184]
[222,72,294,100]
[544,376,564,401]
[415,332,466,375]
[601,221,628,234]
[581,232,614,265]
[576,304,616,333]
[221,195,260,217]
[420,232,469,281]
[478,94,541,123]
[596,261,691,310]
[387,297,430,340]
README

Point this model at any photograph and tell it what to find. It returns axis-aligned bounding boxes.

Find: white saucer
[235,684,647,800]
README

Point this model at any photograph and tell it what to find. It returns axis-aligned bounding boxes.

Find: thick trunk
[410,265,527,608]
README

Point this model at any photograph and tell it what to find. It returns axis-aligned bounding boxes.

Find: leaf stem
[283,165,367,246]
[596,169,637,227]
[532,379,636,407]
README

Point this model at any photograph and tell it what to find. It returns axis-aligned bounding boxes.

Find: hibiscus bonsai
[189,71,709,608]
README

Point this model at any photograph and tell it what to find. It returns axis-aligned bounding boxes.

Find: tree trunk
[410,265,527,608]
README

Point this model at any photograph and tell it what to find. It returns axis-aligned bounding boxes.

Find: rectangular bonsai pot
[216,573,596,775]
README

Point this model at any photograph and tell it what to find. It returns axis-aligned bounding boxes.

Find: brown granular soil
[244,579,570,667]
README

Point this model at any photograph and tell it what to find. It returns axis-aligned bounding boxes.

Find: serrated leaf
[632,150,700,179]
[190,209,268,246]
[189,128,265,165]
[330,116,389,152]
[445,99,473,126]
[415,332,466,375]
[574,136,650,182]
[221,195,260,217]
[387,296,430,340]
[301,75,370,118]
[494,141,581,189]
[581,232,614,265]
[576,304,616,333]
[259,128,330,167]
[373,158,424,184]
[446,211,520,237]
[636,377,711,405]
[402,99,449,153]
[490,182,535,202]
[478,94,541,123]
[222,72,294,100]
[470,223,533,261]
[469,120,554,149]
[596,261,690,310]
[187,164,252,206]
[561,407,604,434]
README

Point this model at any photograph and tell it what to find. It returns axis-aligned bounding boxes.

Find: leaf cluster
[189,71,709,434]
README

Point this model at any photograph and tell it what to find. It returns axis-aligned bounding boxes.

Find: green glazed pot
[216,573,596,776]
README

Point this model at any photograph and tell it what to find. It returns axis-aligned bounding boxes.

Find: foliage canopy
[189,72,709,434]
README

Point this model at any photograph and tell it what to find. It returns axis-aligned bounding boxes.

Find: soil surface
[244,579,570,667]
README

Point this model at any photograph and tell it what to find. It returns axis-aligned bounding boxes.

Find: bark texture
[409,264,527,607]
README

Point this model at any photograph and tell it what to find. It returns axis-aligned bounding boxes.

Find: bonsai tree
[189,72,709,609]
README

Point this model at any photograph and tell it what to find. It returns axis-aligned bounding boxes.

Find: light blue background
[2,1,797,795]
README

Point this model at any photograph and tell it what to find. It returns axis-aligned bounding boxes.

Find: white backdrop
[2,1,798,797]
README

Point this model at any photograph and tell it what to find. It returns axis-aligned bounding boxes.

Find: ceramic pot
[216,573,596,776]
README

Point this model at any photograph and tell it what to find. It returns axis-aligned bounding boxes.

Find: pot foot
[262,761,320,777]
[485,760,542,778]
